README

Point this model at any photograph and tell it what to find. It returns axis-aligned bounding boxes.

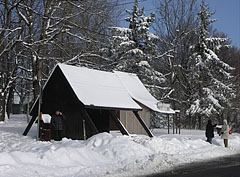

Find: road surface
[145,153,240,177]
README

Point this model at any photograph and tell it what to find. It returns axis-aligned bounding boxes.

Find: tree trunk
[0,94,6,121]
[188,114,192,129]
[32,53,39,101]
[6,85,14,119]
[198,115,202,129]
[32,0,53,100]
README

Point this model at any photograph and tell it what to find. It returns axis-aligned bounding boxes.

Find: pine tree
[186,0,235,128]
[103,0,165,95]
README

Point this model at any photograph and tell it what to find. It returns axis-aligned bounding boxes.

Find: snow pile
[0,115,240,177]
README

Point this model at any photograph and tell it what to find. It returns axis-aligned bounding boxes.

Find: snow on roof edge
[114,71,176,114]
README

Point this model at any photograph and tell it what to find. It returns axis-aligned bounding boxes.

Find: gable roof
[31,63,175,114]
[114,71,176,114]
[57,64,141,110]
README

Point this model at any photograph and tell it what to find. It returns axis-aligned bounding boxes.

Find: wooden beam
[173,115,175,134]
[176,114,178,134]
[168,114,170,134]
[178,113,181,134]
[23,115,37,136]
[110,111,129,136]
[82,108,99,134]
[133,111,154,137]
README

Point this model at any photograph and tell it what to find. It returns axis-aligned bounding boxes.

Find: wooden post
[176,114,178,134]
[179,113,181,134]
[168,114,170,134]
[174,110,180,134]
[83,119,86,140]
[27,91,30,123]
[23,115,37,136]
[133,111,153,137]
[173,115,175,134]
[110,111,129,136]
[36,86,43,141]
[82,108,99,134]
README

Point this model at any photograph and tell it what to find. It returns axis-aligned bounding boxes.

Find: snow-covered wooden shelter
[23,64,175,140]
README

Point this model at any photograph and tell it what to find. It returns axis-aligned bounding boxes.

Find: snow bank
[0,115,239,177]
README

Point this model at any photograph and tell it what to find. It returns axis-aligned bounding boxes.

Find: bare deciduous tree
[0,0,123,121]
[0,0,23,121]
[153,0,199,127]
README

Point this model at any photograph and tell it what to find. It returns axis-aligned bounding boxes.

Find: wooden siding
[120,103,150,136]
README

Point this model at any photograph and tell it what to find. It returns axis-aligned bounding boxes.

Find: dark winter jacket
[51,114,65,131]
[205,120,217,138]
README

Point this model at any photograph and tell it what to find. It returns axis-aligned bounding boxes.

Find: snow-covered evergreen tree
[103,0,165,95]
[186,0,235,128]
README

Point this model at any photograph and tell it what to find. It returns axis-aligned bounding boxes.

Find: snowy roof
[58,64,141,110]
[114,71,175,114]
[37,63,175,113]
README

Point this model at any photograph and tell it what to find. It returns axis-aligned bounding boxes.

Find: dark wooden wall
[87,109,110,133]
[31,66,114,140]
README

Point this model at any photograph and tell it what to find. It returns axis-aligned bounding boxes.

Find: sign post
[83,119,86,140]
[36,85,43,141]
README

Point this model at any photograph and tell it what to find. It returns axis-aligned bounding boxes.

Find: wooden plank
[23,115,37,136]
[110,111,129,136]
[82,108,99,134]
[133,111,154,137]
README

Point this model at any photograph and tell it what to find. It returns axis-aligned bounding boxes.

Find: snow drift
[0,115,239,177]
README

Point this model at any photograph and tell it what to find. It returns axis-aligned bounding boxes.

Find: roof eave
[85,105,142,111]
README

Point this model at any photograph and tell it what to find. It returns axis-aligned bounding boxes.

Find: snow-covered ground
[0,115,239,177]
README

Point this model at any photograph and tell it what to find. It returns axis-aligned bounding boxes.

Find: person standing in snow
[220,119,230,148]
[205,120,217,144]
[51,110,66,141]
